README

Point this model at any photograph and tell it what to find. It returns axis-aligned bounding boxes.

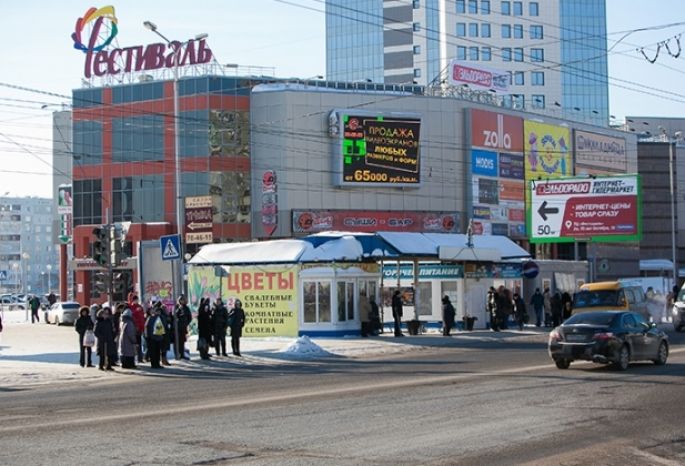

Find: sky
[0,0,683,198]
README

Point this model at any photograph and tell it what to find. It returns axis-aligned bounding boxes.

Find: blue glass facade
[326,0,384,83]
[560,0,609,126]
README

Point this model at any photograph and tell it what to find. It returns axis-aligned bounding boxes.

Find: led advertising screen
[336,111,421,186]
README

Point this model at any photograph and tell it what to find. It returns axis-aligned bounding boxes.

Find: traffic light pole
[107,224,114,308]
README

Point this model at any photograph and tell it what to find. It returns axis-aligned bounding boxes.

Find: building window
[481,0,490,14]
[457,46,467,60]
[469,47,479,60]
[513,1,522,15]
[513,71,524,85]
[413,0,420,8]
[501,24,511,38]
[457,23,466,37]
[303,281,331,323]
[531,71,545,85]
[529,2,539,16]
[414,68,422,77]
[502,47,512,61]
[469,23,479,37]
[530,48,544,62]
[512,94,525,109]
[413,45,421,55]
[337,282,355,322]
[530,25,543,39]
[501,1,510,15]
[456,0,465,13]
[532,95,545,109]
[482,47,492,61]
[468,0,478,13]
[413,22,421,32]
[513,24,523,38]
[513,47,523,61]
[481,23,491,37]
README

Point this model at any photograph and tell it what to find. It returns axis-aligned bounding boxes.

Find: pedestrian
[551,291,563,327]
[75,306,94,367]
[227,299,246,356]
[487,286,499,331]
[128,295,145,364]
[543,287,552,327]
[530,288,544,327]
[47,292,57,307]
[111,303,125,366]
[497,286,513,330]
[94,307,115,371]
[89,303,100,325]
[196,298,213,360]
[29,295,41,323]
[118,309,137,369]
[666,285,679,323]
[441,295,456,336]
[561,291,573,320]
[212,298,229,356]
[359,290,371,337]
[174,295,192,360]
[391,290,404,337]
[513,292,527,331]
[155,301,172,366]
[145,305,165,369]
[368,295,381,336]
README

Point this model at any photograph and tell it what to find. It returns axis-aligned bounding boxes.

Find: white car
[45,302,81,325]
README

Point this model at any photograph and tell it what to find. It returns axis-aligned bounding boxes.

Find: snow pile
[279,335,332,357]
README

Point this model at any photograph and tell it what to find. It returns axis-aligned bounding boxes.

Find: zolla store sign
[71,6,213,78]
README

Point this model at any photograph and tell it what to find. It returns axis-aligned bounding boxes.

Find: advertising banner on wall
[574,130,627,175]
[528,175,641,243]
[334,110,422,187]
[524,120,572,180]
[187,265,299,337]
[292,210,460,234]
[448,60,510,93]
[469,109,526,238]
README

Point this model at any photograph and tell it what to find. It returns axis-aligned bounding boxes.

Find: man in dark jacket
[145,305,165,369]
[94,307,115,371]
[487,287,499,331]
[227,299,246,356]
[29,295,41,324]
[391,290,404,337]
[75,306,94,367]
[155,301,172,366]
[174,295,192,360]
[212,298,229,356]
[441,296,456,336]
[530,288,544,327]
[197,298,213,360]
[551,291,563,327]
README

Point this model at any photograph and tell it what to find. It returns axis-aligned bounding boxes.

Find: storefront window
[303,280,332,323]
[337,281,354,322]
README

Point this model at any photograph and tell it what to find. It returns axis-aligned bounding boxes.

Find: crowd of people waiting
[487,285,572,331]
[75,293,245,371]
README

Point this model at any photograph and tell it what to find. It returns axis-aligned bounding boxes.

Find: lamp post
[21,252,29,295]
[46,264,52,293]
[661,127,682,286]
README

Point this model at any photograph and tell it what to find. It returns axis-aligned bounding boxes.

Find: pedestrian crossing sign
[160,234,181,261]
[0,270,7,281]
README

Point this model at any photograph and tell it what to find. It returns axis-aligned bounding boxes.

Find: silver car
[46,302,81,325]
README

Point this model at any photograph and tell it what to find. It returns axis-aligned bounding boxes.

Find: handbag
[83,329,95,347]
[196,337,207,352]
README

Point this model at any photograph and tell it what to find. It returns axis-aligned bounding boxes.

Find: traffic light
[112,272,125,293]
[110,224,123,267]
[92,226,109,267]
[93,271,108,294]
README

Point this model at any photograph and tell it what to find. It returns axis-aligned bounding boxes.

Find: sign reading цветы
[528,175,641,243]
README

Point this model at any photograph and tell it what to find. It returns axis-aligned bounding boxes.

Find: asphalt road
[1,330,684,465]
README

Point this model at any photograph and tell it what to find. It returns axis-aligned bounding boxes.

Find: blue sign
[160,234,181,261]
[0,270,7,281]
[471,149,498,177]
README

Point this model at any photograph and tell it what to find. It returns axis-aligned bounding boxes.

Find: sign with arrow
[528,175,641,243]
[184,196,213,244]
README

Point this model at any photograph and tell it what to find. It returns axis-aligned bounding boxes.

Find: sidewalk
[0,321,550,389]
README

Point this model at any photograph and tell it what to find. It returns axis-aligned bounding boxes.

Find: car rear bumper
[549,341,619,363]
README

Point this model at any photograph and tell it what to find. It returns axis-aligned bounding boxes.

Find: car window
[631,288,645,303]
[625,289,635,304]
[633,313,649,328]
[573,290,620,307]
[564,312,616,326]
[621,314,638,329]
[61,303,80,310]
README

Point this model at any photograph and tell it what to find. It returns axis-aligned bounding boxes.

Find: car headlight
[673,307,680,315]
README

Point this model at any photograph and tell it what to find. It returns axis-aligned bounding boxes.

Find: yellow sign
[188,265,300,337]
[524,120,572,181]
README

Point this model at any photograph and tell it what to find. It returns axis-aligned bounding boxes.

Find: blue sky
[0,0,683,197]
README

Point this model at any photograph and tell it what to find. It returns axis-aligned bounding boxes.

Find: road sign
[528,175,641,243]
[160,234,181,261]
[0,270,7,281]
[185,196,213,244]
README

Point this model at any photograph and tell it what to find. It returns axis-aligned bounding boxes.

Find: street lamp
[21,252,30,295]
[46,264,52,293]
[660,127,682,285]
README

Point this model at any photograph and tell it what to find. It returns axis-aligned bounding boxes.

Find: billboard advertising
[574,130,627,175]
[528,175,641,243]
[335,110,421,187]
[292,210,460,234]
[188,265,299,337]
[448,60,510,93]
[524,120,572,181]
[469,109,526,238]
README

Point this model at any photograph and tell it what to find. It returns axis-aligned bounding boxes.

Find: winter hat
[122,309,132,318]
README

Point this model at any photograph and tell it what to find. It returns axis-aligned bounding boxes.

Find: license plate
[565,334,588,342]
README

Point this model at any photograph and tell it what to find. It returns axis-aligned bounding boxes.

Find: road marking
[2,348,684,434]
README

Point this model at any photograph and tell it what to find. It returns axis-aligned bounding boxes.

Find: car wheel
[613,345,630,371]
[54,316,60,326]
[555,359,571,370]
[654,341,669,365]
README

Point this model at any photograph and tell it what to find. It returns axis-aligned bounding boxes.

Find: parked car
[548,310,668,371]
[572,281,651,322]
[45,301,81,325]
[672,285,685,332]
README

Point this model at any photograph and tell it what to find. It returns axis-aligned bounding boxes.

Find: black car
[548,311,668,370]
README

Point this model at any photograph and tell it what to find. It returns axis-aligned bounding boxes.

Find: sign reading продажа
[72,6,212,78]
[528,175,641,243]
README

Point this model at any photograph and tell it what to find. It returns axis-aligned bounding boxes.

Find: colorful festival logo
[524,120,572,181]
[71,6,118,53]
